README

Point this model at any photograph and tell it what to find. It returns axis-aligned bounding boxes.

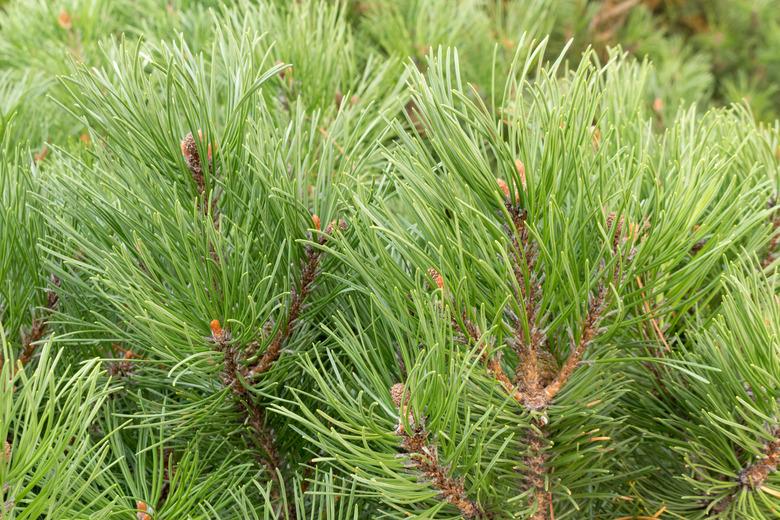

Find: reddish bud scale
[312,214,321,231]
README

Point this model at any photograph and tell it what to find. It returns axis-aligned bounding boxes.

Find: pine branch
[503,199,545,404]
[460,312,524,404]
[18,275,60,366]
[205,218,344,517]
[430,268,524,404]
[740,427,780,490]
[247,218,345,379]
[391,384,490,519]
[711,426,780,514]
[543,213,631,404]
[542,283,608,403]
[524,428,552,520]
[209,320,286,507]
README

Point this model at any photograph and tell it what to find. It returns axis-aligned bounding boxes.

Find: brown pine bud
[277,61,292,81]
[427,268,444,289]
[180,130,212,164]
[2,441,10,462]
[652,97,664,113]
[334,90,344,109]
[324,219,347,235]
[390,383,405,407]
[58,9,72,30]
[311,213,321,231]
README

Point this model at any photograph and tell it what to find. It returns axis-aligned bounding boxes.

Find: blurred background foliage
[2,0,780,152]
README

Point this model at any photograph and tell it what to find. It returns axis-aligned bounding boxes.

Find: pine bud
[277,61,292,81]
[136,500,152,520]
[652,97,664,113]
[2,441,10,462]
[496,178,519,203]
[58,10,72,30]
[591,126,601,150]
[311,213,321,231]
[390,383,405,407]
[514,159,527,190]
[427,268,444,289]
[627,221,641,242]
[496,178,510,198]
[180,130,212,166]
[34,144,48,163]
[210,319,224,339]
[324,219,348,235]
[334,90,344,109]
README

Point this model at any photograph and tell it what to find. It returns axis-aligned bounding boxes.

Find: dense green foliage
[0,1,778,519]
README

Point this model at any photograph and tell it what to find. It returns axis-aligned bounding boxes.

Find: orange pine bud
[497,177,520,202]
[653,97,664,113]
[514,159,527,189]
[34,144,48,163]
[136,501,152,520]
[496,178,510,198]
[427,268,444,289]
[197,129,213,161]
[58,10,72,30]
[210,319,223,338]
[312,214,321,231]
